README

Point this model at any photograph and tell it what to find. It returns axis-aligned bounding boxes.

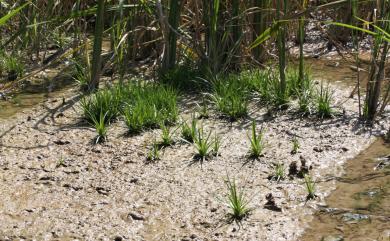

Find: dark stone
[313,147,324,152]
[53,140,70,145]
[114,236,123,241]
[288,161,299,177]
[128,212,145,221]
[264,193,282,212]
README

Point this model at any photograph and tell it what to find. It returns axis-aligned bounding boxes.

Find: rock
[190,234,197,239]
[128,212,145,221]
[96,187,110,195]
[114,236,123,241]
[288,161,299,177]
[313,147,324,152]
[321,234,344,241]
[264,193,282,212]
[53,140,70,145]
[210,207,217,213]
[342,213,369,223]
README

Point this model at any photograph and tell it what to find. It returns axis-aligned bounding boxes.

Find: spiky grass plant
[90,111,108,144]
[304,174,316,200]
[147,139,160,161]
[80,88,120,125]
[291,138,300,154]
[273,163,285,182]
[121,83,178,133]
[211,76,249,120]
[181,115,197,142]
[317,83,333,118]
[197,97,209,119]
[193,127,213,160]
[248,121,264,158]
[212,132,221,156]
[225,177,250,221]
[123,101,158,134]
[160,123,174,147]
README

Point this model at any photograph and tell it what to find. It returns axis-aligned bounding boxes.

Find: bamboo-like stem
[90,0,105,91]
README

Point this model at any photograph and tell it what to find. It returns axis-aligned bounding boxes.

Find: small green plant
[291,138,300,154]
[147,139,160,161]
[211,76,249,120]
[304,174,316,200]
[2,54,24,81]
[181,115,197,142]
[197,97,209,119]
[160,123,174,147]
[56,156,65,168]
[225,177,250,221]
[193,127,213,160]
[272,163,285,182]
[80,88,120,125]
[248,121,264,158]
[317,82,333,118]
[90,111,108,144]
[212,132,221,156]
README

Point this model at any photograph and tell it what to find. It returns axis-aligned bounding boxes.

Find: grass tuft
[181,115,198,142]
[193,126,213,160]
[291,138,300,154]
[248,121,265,158]
[304,174,316,200]
[210,75,249,120]
[225,177,250,221]
[317,82,333,118]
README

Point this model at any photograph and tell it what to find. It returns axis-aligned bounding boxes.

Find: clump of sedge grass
[197,97,209,119]
[210,76,249,120]
[248,121,265,158]
[193,127,213,161]
[160,123,174,147]
[225,177,250,221]
[80,88,120,125]
[272,163,285,182]
[317,82,333,118]
[212,132,221,156]
[304,174,316,200]
[291,138,300,154]
[147,139,160,162]
[181,115,197,142]
[90,111,108,144]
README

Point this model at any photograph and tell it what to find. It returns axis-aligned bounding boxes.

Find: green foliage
[225,177,250,221]
[211,75,249,120]
[196,97,210,119]
[181,115,198,142]
[160,123,174,147]
[0,53,24,79]
[317,82,333,118]
[291,138,300,154]
[147,139,160,161]
[80,88,121,125]
[304,174,316,200]
[89,110,108,144]
[212,132,221,156]
[160,64,202,91]
[248,121,264,158]
[272,163,285,182]
[194,126,213,160]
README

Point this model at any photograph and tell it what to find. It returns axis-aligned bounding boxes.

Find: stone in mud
[341,213,369,223]
[321,234,344,241]
[288,161,299,177]
[264,193,282,212]
[128,212,145,221]
[313,147,324,152]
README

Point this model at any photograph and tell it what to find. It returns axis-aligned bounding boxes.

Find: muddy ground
[0,83,389,241]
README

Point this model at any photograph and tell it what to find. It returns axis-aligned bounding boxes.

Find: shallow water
[0,68,75,119]
[301,139,390,241]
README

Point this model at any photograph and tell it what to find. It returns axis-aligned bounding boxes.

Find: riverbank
[0,81,388,240]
